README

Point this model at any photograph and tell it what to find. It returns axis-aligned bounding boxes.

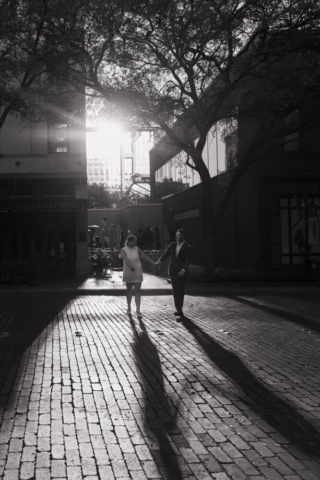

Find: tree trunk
[201,178,215,275]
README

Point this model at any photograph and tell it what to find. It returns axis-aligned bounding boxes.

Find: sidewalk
[0,273,172,296]
[1,271,320,296]
[0,290,319,479]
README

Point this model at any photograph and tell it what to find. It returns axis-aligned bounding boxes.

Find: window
[284,110,300,151]
[280,196,320,265]
[173,208,200,222]
[48,123,69,153]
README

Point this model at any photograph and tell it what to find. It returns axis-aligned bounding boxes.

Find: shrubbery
[0,262,27,285]
[187,265,320,283]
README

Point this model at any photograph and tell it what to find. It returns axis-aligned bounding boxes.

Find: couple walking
[120,229,191,318]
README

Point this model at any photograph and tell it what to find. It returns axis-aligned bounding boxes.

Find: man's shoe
[174,311,184,317]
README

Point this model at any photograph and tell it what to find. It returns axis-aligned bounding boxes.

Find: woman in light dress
[120,235,156,317]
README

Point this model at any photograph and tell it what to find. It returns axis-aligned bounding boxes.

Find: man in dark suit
[157,229,191,318]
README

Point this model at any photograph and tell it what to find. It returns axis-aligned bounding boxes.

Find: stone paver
[0,291,319,479]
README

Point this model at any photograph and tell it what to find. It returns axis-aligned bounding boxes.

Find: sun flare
[87,121,123,159]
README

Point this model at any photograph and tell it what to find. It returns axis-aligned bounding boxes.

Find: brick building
[0,112,89,276]
[150,101,320,270]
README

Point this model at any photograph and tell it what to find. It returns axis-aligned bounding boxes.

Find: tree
[0,0,83,131]
[88,182,122,208]
[48,0,320,270]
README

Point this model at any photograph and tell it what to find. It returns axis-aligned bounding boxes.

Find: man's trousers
[170,273,187,314]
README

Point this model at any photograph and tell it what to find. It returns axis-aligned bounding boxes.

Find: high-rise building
[86,128,153,190]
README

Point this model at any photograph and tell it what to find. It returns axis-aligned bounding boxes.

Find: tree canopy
[0,0,83,129]
[88,182,123,208]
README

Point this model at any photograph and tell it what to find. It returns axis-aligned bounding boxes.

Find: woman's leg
[126,283,134,313]
[133,282,142,316]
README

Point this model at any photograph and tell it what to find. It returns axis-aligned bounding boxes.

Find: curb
[185,283,320,295]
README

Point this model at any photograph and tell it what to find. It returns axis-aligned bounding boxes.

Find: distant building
[87,156,120,187]
[87,129,153,190]
[0,104,88,276]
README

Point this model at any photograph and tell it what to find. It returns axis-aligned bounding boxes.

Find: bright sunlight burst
[86,121,123,160]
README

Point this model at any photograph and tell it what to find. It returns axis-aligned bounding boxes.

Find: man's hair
[177,229,186,237]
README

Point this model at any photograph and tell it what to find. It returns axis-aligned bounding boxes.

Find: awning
[0,205,86,213]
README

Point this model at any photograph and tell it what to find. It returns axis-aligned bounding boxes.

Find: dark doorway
[46,226,73,272]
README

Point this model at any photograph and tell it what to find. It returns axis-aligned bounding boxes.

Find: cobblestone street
[0,291,319,479]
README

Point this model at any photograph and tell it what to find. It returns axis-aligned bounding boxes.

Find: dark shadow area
[181,315,320,455]
[0,295,75,412]
[234,295,320,333]
[129,315,184,480]
[24,271,87,288]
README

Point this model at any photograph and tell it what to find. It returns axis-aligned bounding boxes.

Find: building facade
[150,103,320,270]
[0,112,89,277]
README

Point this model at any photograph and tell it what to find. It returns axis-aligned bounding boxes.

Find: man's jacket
[159,242,191,276]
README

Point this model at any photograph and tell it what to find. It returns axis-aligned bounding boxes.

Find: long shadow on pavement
[181,315,320,456]
[233,295,320,333]
[0,295,74,414]
[129,315,184,480]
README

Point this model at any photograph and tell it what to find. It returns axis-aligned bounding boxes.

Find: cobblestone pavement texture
[0,291,319,479]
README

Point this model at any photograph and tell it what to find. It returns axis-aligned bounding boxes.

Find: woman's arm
[138,248,156,266]
[121,248,135,271]
[157,243,172,263]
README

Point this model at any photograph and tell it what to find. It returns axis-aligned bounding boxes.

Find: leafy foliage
[0,0,85,131]
[187,266,320,283]
[88,183,123,208]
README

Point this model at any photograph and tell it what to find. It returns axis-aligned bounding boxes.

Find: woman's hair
[125,235,137,246]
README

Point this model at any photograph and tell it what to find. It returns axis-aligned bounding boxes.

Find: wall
[121,204,163,241]
[0,155,87,177]
[234,166,259,270]
[161,166,260,269]
[0,114,86,157]
[88,209,122,238]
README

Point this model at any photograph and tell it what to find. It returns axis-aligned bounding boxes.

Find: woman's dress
[121,246,143,283]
